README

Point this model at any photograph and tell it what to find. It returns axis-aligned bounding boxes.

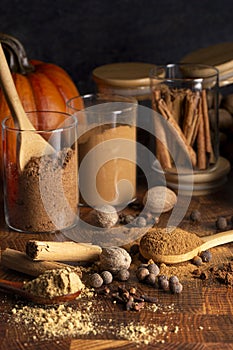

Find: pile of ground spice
[140,227,203,256]
[211,260,233,287]
[9,147,78,232]
[23,267,84,298]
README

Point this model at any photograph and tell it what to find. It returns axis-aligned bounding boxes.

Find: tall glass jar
[93,62,156,184]
[150,63,229,195]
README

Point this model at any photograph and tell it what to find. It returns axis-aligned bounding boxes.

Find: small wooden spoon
[0,43,54,170]
[0,278,81,305]
[139,230,233,264]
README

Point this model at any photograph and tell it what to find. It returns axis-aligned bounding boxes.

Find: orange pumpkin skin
[0,60,79,125]
[0,35,80,174]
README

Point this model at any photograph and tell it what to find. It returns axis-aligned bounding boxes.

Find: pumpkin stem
[0,33,35,74]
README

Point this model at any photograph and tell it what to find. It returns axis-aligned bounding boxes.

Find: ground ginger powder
[23,267,84,298]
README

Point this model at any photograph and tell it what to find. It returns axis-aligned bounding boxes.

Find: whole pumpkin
[0,33,80,173]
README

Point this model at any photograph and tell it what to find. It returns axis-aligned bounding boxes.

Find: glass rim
[149,63,219,81]
[1,110,77,133]
[66,92,138,112]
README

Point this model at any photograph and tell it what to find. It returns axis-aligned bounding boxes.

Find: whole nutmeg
[142,186,177,213]
[90,205,118,228]
[99,247,132,273]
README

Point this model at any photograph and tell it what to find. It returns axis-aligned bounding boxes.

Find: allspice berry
[116,269,130,281]
[200,250,212,263]
[147,263,160,276]
[99,247,132,273]
[216,216,228,231]
[89,273,103,288]
[192,256,202,266]
[100,270,113,284]
[190,210,201,223]
[136,267,150,281]
[90,205,118,228]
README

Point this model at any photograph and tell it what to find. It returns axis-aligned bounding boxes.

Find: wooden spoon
[139,230,233,264]
[0,43,54,170]
[0,278,81,305]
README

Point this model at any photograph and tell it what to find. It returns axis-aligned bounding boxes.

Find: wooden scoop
[0,278,81,305]
[0,43,54,170]
[139,230,233,264]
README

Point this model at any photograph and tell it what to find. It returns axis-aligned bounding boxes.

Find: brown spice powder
[140,227,203,256]
[9,147,78,232]
[211,261,233,287]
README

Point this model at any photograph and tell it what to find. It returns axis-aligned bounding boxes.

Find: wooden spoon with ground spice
[139,228,233,264]
[0,267,84,305]
[0,279,82,304]
[0,43,55,171]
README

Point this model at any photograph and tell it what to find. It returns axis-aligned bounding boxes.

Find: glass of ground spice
[67,93,137,208]
[149,64,228,195]
[2,111,78,233]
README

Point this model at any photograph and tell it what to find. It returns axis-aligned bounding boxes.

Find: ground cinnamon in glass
[6,147,78,232]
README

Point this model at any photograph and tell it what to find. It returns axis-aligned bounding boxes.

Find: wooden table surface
[0,175,233,350]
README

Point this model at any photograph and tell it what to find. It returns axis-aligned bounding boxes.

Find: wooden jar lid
[181,42,233,87]
[164,157,231,196]
[92,62,156,88]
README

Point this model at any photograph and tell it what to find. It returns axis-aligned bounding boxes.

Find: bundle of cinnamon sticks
[152,85,216,170]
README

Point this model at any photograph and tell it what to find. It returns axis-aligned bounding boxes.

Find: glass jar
[181,42,233,166]
[67,93,137,208]
[150,63,230,195]
[93,62,157,183]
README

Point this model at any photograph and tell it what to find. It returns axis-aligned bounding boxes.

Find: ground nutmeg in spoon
[140,227,203,257]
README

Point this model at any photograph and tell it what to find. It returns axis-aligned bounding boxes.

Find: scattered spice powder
[23,267,84,298]
[11,302,174,345]
[116,322,169,345]
[10,285,180,345]
[211,260,233,287]
[140,227,203,256]
[12,304,98,339]
[159,262,198,281]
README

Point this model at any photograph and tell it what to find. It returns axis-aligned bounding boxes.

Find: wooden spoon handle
[0,43,33,130]
[0,278,23,291]
[200,229,233,250]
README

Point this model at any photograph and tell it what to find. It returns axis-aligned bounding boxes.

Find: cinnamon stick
[26,241,102,262]
[183,91,200,145]
[197,101,206,170]
[157,99,197,167]
[201,89,215,164]
[1,248,82,277]
[171,89,185,124]
[152,90,172,169]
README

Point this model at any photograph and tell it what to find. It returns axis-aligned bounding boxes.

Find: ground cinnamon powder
[8,147,78,232]
[140,227,203,256]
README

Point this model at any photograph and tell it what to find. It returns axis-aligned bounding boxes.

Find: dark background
[1,0,233,93]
